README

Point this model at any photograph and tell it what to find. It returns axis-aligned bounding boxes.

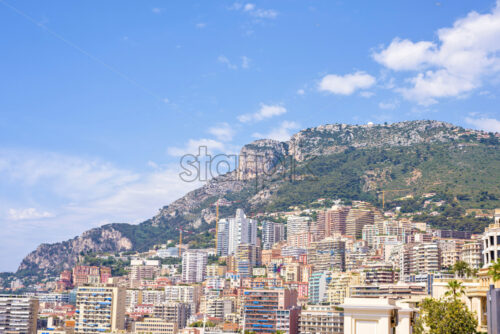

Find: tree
[488,258,500,283]
[452,261,470,278]
[414,297,478,334]
[445,280,465,299]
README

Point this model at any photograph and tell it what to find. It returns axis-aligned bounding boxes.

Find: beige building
[345,209,374,239]
[341,298,416,334]
[482,221,500,267]
[0,295,39,334]
[134,318,177,334]
[409,242,441,274]
[75,285,126,334]
[298,305,344,333]
[327,272,361,305]
[461,240,483,269]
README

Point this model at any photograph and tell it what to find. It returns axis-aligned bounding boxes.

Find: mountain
[15,120,500,279]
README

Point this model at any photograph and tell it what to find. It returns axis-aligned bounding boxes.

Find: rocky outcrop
[16,120,479,278]
[18,227,132,275]
[288,120,460,161]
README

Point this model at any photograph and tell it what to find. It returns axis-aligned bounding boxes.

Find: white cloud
[230,2,278,19]
[319,71,376,95]
[244,3,255,11]
[7,208,54,221]
[378,100,399,110]
[360,91,375,98]
[252,121,300,141]
[251,8,278,19]
[373,2,500,104]
[465,117,500,133]
[238,104,287,123]
[0,150,203,271]
[241,56,251,69]
[196,22,206,29]
[167,138,227,156]
[373,38,436,71]
[208,123,235,142]
[218,55,238,70]
[152,8,162,14]
[297,89,305,95]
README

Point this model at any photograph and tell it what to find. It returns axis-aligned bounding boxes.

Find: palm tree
[452,260,470,278]
[445,279,465,299]
[488,258,500,283]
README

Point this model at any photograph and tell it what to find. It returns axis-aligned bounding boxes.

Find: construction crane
[176,227,194,257]
[377,189,410,210]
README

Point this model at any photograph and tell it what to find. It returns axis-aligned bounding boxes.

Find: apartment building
[74,285,126,334]
[262,221,285,250]
[345,209,374,239]
[482,221,500,267]
[308,238,345,272]
[242,288,297,333]
[410,242,441,274]
[0,295,39,334]
[286,216,310,237]
[236,243,257,277]
[327,272,361,305]
[298,305,343,334]
[461,240,483,269]
[134,318,178,334]
[361,224,378,248]
[153,302,190,329]
[182,251,208,283]
[72,266,102,286]
[308,271,332,304]
[320,206,350,237]
[216,209,257,256]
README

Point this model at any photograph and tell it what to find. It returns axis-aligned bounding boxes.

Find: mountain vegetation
[10,120,500,280]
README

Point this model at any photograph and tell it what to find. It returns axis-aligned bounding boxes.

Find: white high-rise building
[216,209,257,256]
[287,215,310,237]
[262,221,285,250]
[182,251,208,283]
[0,295,39,334]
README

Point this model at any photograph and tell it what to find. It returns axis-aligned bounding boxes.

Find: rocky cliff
[15,120,498,278]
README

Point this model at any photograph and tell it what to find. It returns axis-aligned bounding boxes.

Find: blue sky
[1,0,500,271]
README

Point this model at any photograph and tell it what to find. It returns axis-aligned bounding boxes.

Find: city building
[341,298,416,334]
[74,285,126,334]
[461,240,483,269]
[182,251,208,283]
[0,295,39,334]
[262,221,285,250]
[286,216,310,237]
[409,242,441,274]
[308,271,332,304]
[242,288,297,333]
[345,209,374,239]
[327,272,361,305]
[276,306,301,334]
[134,318,178,334]
[216,209,257,256]
[298,305,343,334]
[362,263,396,284]
[236,243,257,277]
[361,224,378,248]
[153,302,190,329]
[320,206,350,237]
[482,221,500,267]
[308,237,345,272]
[72,266,103,286]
